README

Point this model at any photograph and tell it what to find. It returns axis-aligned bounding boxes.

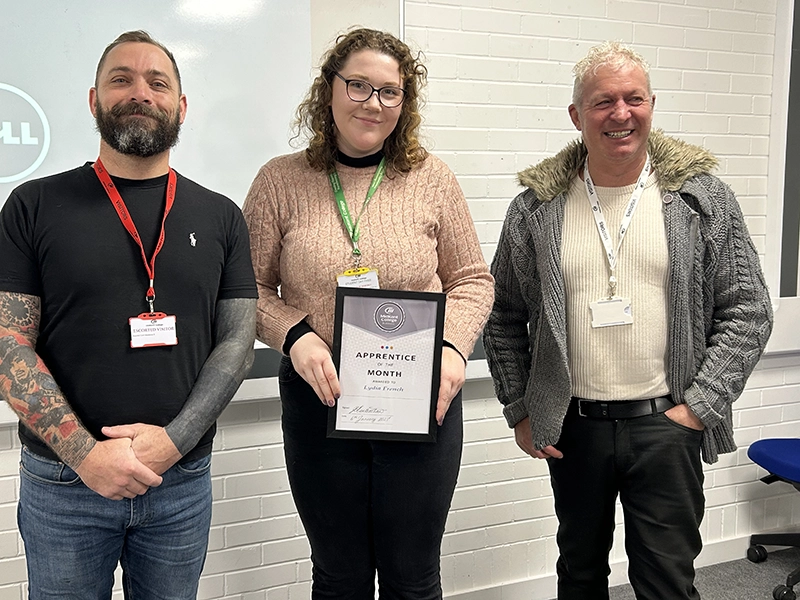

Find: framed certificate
[328,287,446,442]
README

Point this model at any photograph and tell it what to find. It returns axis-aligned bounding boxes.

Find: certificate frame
[328,287,446,442]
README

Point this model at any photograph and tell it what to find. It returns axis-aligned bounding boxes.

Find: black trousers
[279,357,462,600]
[548,400,705,600]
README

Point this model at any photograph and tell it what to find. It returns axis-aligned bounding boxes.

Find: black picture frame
[328,287,446,442]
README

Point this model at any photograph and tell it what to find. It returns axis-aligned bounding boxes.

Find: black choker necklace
[336,149,384,168]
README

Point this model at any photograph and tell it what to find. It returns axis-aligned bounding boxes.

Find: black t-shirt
[0,163,257,461]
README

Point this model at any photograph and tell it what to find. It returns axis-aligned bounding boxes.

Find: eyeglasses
[334,72,406,108]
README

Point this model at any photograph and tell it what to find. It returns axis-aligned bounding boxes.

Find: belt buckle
[578,400,588,417]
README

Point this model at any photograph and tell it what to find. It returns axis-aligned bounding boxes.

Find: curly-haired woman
[243,28,493,599]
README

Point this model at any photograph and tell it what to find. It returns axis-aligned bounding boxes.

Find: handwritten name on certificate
[338,328,433,434]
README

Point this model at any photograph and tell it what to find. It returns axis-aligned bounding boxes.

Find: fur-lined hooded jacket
[483,130,773,464]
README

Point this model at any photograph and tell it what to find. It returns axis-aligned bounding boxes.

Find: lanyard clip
[608,274,617,300]
[146,282,156,313]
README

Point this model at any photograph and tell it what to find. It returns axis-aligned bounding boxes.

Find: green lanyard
[329,157,386,263]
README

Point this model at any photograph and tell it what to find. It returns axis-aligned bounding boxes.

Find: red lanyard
[93,158,176,313]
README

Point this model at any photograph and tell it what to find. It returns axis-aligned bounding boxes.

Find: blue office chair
[747,438,800,600]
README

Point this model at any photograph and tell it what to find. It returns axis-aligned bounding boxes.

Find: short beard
[95,100,181,158]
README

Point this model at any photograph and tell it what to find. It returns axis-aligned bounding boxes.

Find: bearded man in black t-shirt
[0,31,257,599]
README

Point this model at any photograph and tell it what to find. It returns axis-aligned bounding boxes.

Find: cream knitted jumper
[562,172,671,400]
[242,151,494,359]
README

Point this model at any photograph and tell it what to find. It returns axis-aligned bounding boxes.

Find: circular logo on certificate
[0,83,51,184]
[375,302,405,332]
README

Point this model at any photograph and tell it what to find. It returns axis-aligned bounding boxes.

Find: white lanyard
[583,155,651,298]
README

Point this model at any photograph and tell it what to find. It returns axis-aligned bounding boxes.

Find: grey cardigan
[483,130,773,464]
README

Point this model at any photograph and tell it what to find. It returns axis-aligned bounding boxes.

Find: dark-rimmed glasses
[334,72,406,108]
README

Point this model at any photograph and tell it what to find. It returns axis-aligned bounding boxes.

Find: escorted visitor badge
[129,313,178,348]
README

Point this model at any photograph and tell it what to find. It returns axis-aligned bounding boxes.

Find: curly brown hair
[294,28,428,173]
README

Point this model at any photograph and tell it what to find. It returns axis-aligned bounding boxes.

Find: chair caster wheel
[748,544,768,563]
[774,584,797,600]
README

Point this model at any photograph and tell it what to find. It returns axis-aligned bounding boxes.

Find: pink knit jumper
[243,151,494,359]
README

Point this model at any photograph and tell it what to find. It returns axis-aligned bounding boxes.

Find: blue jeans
[18,446,212,600]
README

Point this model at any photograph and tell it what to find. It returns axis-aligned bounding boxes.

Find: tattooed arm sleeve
[164,297,257,455]
[0,292,96,468]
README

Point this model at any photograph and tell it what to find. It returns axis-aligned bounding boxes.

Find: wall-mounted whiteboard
[2,0,312,206]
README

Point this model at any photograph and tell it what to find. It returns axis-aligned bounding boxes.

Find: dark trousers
[548,400,705,600]
[279,357,462,600]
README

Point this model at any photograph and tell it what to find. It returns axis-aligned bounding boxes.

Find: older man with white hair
[484,41,773,599]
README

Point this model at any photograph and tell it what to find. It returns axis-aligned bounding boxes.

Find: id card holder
[129,312,178,348]
[337,267,380,289]
[589,297,633,328]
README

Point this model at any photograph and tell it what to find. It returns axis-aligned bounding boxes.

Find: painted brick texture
[406,0,776,262]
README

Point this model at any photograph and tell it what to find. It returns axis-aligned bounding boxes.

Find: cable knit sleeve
[680,175,773,434]
[242,159,309,351]
[482,195,536,428]
[432,159,494,359]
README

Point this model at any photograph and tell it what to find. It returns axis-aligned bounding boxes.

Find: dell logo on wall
[0,83,50,184]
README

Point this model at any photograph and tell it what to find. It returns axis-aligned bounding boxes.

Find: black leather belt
[575,396,673,420]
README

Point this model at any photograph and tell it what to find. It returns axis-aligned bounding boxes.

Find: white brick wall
[407,0,778,259]
[0,1,795,598]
